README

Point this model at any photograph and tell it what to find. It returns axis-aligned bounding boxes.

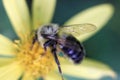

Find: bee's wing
[59,23,96,37]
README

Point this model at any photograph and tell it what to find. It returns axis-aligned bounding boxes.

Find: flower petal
[32,0,56,29]
[45,72,65,80]
[22,71,63,80]
[0,62,23,80]
[60,58,117,80]
[65,4,114,42]
[0,34,17,56]
[22,73,35,80]
[0,57,15,67]
[3,0,31,40]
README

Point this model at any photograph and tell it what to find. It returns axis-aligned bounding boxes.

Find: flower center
[16,39,55,78]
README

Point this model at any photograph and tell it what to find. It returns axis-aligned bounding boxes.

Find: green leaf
[32,0,56,29]
[3,0,31,41]
[65,4,114,42]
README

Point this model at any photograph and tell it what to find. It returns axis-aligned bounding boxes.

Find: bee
[31,23,96,80]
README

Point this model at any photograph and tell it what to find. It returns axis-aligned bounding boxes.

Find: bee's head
[38,24,59,38]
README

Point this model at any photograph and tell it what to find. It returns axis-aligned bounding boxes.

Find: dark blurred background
[0,0,120,80]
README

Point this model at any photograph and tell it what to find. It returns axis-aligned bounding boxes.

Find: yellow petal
[45,71,66,80]
[0,34,17,56]
[3,0,31,41]
[32,0,56,29]
[22,71,64,80]
[0,62,23,80]
[22,72,35,80]
[22,70,66,80]
[65,4,114,42]
[0,57,15,67]
[60,58,117,80]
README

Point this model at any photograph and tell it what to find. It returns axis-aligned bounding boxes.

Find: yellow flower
[0,0,116,80]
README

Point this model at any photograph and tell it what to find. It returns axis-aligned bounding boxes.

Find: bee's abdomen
[61,46,84,63]
[59,35,85,64]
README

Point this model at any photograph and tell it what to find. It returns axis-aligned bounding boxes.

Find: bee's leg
[31,33,38,49]
[52,44,64,80]
[43,40,53,51]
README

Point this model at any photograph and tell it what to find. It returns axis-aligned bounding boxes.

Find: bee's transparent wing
[59,23,96,37]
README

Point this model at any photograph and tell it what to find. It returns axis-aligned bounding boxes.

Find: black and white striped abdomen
[59,35,85,63]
